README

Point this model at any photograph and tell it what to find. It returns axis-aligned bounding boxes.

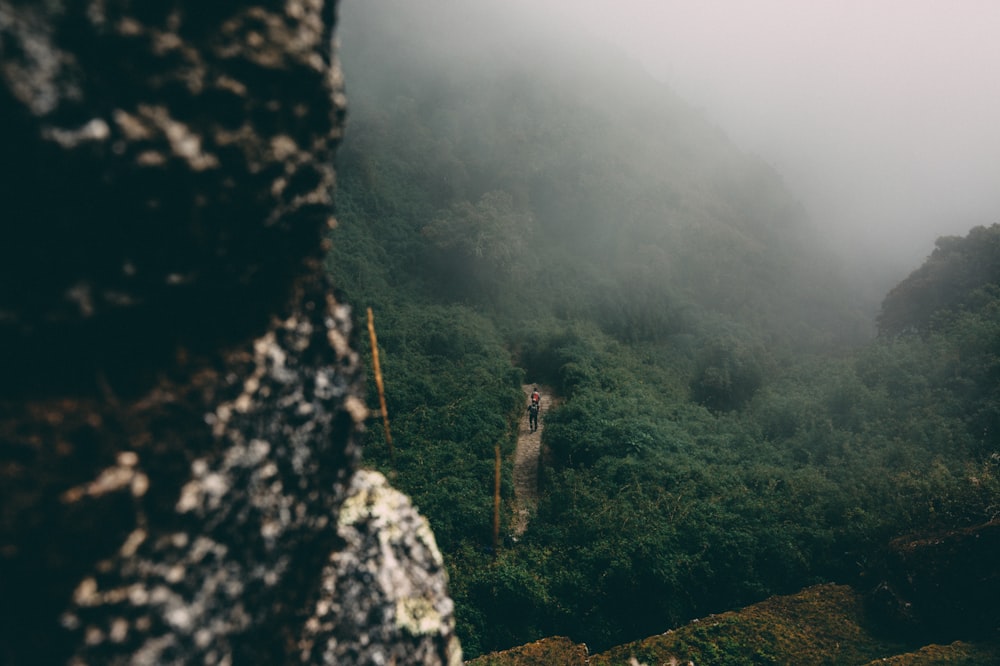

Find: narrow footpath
[510,384,554,537]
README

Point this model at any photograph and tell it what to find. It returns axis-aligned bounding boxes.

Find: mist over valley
[330,1,1000,661]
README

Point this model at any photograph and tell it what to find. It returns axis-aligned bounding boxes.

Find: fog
[338,0,1000,280]
[515,0,1000,274]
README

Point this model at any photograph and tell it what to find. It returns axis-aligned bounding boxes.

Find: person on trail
[528,401,539,432]
[530,387,540,406]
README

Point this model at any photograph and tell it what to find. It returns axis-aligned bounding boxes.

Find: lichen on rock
[303,470,462,665]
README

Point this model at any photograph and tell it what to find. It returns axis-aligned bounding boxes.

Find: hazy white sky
[522,0,1000,269]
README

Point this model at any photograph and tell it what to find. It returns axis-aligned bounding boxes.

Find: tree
[422,190,534,295]
[691,338,764,411]
[878,224,1000,336]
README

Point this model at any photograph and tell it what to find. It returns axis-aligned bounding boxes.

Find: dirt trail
[510,384,553,537]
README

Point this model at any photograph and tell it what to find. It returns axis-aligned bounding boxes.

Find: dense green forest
[328,1,1000,657]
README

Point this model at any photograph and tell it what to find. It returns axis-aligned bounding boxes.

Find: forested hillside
[329,0,1000,658]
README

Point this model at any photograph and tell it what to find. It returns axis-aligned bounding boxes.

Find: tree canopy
[330,0,1000,657]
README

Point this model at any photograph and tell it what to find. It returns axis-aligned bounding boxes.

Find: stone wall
[0,1,460,663]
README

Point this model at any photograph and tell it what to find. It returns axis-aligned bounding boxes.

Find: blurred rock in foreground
[0,1,460,663]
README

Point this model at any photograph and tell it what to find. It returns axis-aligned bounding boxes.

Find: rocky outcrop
[868,520,1000,641]
[306,470,462,665]
[468,583,1000,666]
[0,0,344,394]
[465,636,588,666]
[588,584,900,666]
[0,1,460,664]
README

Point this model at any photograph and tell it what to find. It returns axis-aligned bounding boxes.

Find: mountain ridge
[467,583,1000,665]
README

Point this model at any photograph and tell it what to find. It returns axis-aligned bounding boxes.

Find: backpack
[531,391,540,404]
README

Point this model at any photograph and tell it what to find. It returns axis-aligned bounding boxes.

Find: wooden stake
[493,443,501,555]
[367,308,394,467]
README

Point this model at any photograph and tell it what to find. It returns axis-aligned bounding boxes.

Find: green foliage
[422,190,534,298]
[690,336,765,411]
[330,1,1000,659]
[358,302,523,551]
[878,224,1000,336]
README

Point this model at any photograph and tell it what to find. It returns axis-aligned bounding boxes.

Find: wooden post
[366,308,394,467]
[493,443,501,555]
